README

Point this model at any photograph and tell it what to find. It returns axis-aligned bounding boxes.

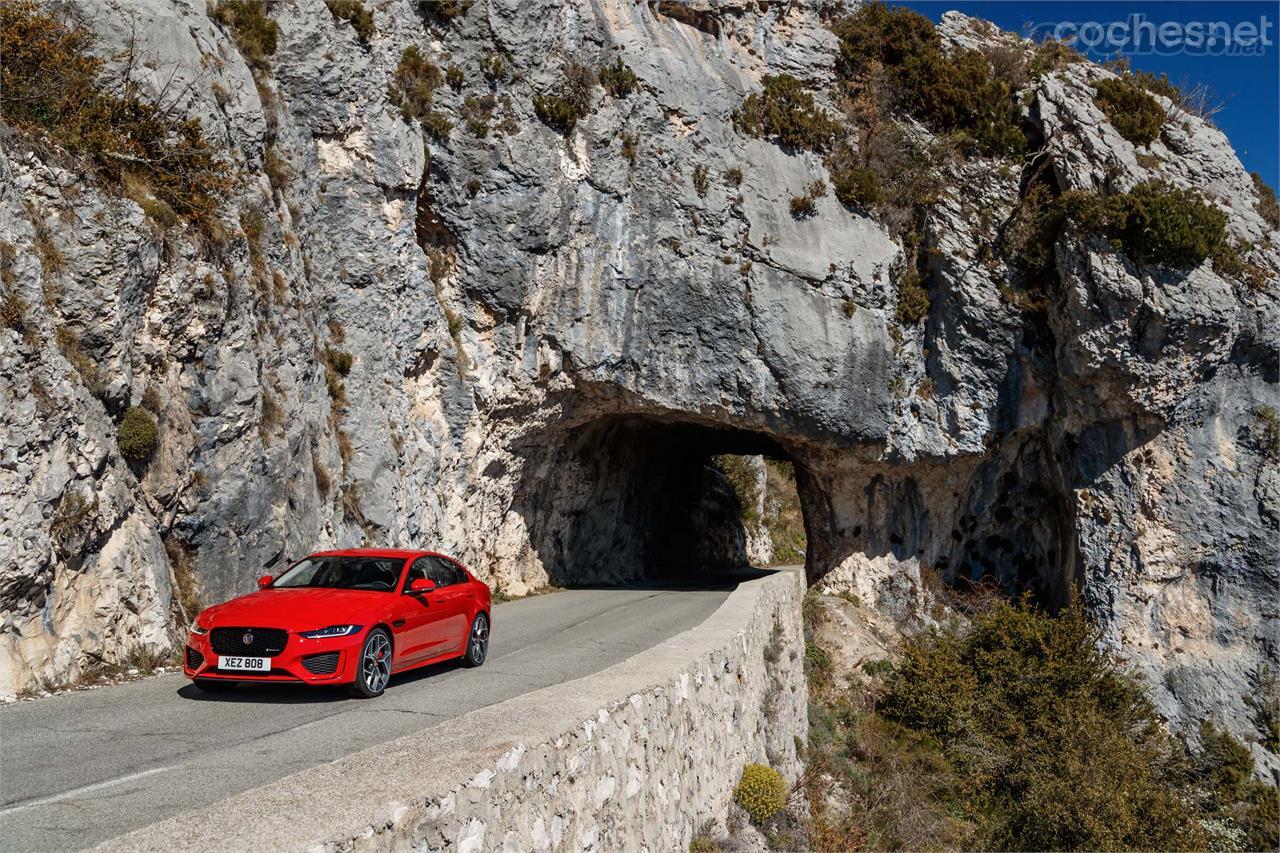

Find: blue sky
[899,1,1280,190]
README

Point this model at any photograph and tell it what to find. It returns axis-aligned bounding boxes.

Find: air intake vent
[301,652,341,675]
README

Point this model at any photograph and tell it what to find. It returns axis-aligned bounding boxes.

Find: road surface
[0,584,733,852]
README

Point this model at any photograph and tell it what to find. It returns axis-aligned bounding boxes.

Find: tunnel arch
[508,412,821,586]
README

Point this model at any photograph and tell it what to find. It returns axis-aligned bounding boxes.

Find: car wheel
[348,628,393,698]
[194,679,237,693]
[462,612,489,668]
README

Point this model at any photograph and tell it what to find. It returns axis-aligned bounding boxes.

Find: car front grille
[301,652,341,675]
[185,646,204,669]
[209,627,288,657]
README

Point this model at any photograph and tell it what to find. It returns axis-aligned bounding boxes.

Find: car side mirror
[257,575,273,589]
[408,578,436,595]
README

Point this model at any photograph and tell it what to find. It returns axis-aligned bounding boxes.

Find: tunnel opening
[510,414,810,587]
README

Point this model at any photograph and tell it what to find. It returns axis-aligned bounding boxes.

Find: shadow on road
[554,566,778,593]
[177,658,466,703]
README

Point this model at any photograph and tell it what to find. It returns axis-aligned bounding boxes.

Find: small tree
[118,406,158,463]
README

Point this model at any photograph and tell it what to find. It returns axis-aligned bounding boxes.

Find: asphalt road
[0,584,733,852]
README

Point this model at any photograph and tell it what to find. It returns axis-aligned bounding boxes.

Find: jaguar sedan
[183,548,491,697]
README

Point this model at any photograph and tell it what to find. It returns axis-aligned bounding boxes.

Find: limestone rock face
[0,1,1275,760]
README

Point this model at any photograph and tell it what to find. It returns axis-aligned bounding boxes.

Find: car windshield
[271,556,402,592]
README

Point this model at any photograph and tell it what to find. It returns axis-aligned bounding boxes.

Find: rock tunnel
[507,409,1077,611]
[509,413,817,586]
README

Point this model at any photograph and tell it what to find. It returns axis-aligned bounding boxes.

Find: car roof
[307,548,449,560]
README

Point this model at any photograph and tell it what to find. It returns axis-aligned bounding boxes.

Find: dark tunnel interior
[510,414,805,586]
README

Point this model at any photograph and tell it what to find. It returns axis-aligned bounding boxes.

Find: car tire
[348,628,393,698]
[194,679,237,693]
[462,612,489,668]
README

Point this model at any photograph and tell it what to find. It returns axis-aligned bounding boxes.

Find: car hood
[200,587,394,630]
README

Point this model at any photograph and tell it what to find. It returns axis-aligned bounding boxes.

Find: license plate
[218,655,271,672]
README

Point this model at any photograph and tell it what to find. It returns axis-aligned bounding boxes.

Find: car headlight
[299,625,362,639]
[189,623,208,635]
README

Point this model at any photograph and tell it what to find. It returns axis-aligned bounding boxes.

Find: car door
[391,557,446,666]
[430,556,472,654]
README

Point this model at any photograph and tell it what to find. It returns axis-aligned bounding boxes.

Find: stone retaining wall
[100,569,808,852]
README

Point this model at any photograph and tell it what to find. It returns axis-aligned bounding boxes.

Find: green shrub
[388,45,442,123]
[711,455,761,522]
[533,94,580,135]
[762,459,806,565]
[733,74,841,151]
[419,0,471,24]
[1255,405,1280,461]
[118,406,159,463]
[324,0,374,42]
[480,52,508,83]
[831,163,884,210]
[691,163,709,196]
[461,94,496,137]
[733,763,787,824]
[1253,172,1280,230]
[1067,181,1228,269]
[880,598,1206,851]
[832,2,937,79]
[1028,38,1082,79]
[445,64,464,91]
[862,658,894,677]
[831,4,1026,157]
[1,2,231,226]
[599,57,637,98]
[894,270,930,325]
[210,0,278,72]
[1092,77,1164,145]
[422,110,452,140]
[1131,68,1182,101]
[1002,181,1066,283]
[805,641,831,675]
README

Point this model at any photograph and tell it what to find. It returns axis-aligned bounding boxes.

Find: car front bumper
[183,628,364,685]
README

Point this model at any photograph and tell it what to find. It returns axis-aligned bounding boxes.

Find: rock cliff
[1,0,1275,759]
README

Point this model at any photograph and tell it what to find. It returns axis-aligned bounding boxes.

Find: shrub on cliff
[533,94,579,135]
[1062,181,1229,269]
[1,1,231,225]
[389,45,445,129]
[118,406,159,463]
[324,0,375,43]
[733,763,787,824]
[1253,172,1280,230]
[831,3,1026,156]
[210,0,278,72]
[733,74,841,151]
[599,57,638,98]
[1092,76,1165,145]
[880,598,1206,850]
[894,270,930,325]
[830,163,884,210]
[419,0,471,25]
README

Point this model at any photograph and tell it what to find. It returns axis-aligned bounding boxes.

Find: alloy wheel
[469,614,489,665]
[362,631,392,693]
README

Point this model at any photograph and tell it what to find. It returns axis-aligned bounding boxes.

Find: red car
[183,548,491,698]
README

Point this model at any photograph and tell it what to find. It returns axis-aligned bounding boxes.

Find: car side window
[404,557,432,592]
[433,556,464,586]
